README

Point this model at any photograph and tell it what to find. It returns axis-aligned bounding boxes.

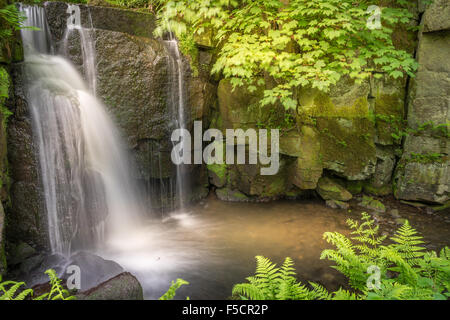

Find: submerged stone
[325,199,350,210]
[359,195,386,213]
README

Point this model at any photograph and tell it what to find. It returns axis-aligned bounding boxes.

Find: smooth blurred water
[20,5,143,255]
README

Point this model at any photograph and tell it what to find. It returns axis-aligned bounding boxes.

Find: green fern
[0,269,75,300]
[233,213,449,300]
[233,256,315,300]
[390,220,426,266]
[0,277,33,300]
[159,278,189,300]
[35,269,75,300]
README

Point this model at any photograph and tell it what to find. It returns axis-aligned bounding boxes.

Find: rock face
[77,272,144,300]
[204,1,428,203]
[44,1,213,210]
[6,0,215,254]
[210,73,402,201]
[7,63,48,250]
[394,0,450,204]
[0,202,5,276]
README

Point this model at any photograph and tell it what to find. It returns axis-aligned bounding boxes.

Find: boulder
[325,199,349,210]
[8,242,36,266]
[359,195,386,213]
[316,177,352,202]
[77,272,144,300]
[67,251,124,292]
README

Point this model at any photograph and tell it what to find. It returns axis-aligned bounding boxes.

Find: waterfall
[19,5,142,255]
[163,34,189,212]
[63,4,97,93]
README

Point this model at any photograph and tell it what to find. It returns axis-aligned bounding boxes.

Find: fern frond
[390,220,426,266]
[159,278,189,300]
[308,282,332,300]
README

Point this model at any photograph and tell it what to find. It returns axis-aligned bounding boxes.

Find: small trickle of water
[20,5,143,256]
[161,34,189,212]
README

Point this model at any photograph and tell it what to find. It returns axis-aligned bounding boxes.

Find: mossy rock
[288,126,323,190]
[326,199,350,210]
[394,160,449,204]
[360,195,386,213]
[233,157,293,198]
[207,163,228,188]
[345,180,364,195]
[279,131,302,157]
[215,187,249,202]
[317,117,377,180]
[217,79,286,131]
[298,78,370,118]
[372,76,406,146]
[363,183,393,196]
[316,177,352,202]
[194,28,215,49]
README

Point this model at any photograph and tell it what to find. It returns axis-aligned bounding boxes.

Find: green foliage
[232,256,323,300]
[158,278,189,300]
[0,269,75,300]
[34,269,76,300]
[409,152,445,164]
[0,277,33,300]
[155,0,418,111]
[0,4,25,42]
[233,213,450,300]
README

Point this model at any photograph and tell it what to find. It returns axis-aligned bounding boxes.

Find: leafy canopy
[155,0,418,111]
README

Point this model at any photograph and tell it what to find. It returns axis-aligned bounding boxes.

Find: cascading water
[162,34,189,212]
[19,5,142,255]
[62,4,97,93]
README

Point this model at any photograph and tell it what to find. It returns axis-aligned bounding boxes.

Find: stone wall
[1,0,27,275]
[394,0,450,205]
[206,1,449,207]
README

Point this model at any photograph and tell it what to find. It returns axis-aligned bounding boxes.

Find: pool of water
[97,194,450,300]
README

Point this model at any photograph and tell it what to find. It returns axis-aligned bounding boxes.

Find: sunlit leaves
[155,0,418,111]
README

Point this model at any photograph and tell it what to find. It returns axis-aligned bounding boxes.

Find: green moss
[207,163,227,180]
[316,117,376,178]
[261,175,286,197]
[317,177,352,201]
[232,191,249,200]
[215,187,249,202]
[300,91,369,118]
[360,195,386,212]
[408,152,446,164]
[345,180,363,194]
[374,93,405,145]
[363,183,392,196]
[207,162,228,188]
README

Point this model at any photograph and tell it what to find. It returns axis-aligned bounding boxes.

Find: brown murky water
[99,194,450,300]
